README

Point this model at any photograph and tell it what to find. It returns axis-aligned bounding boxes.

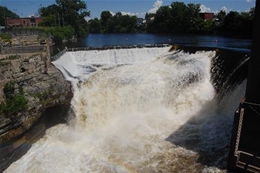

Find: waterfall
[5,47,248,173]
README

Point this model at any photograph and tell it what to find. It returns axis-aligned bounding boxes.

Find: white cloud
[148,0,163,13]
[220,6,229,13]
[109,11,115,16]
[121,12,136,16]
[208,6,231,14]
[108,11,145,18]
[106,0,164,19]
[246,0,252,2]
[200,4,211,13]
[136,12,146,18]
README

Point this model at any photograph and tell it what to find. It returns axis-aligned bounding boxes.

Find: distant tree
[38,4,60,27]
[116,14,137,33]
[170,2,189,33]
[55,0,90,36]
[217,9,254,38]
[216,10,226,24]
[100,11,113,33]
[88,18,101,33]
[88,11,138,33]
[186,3,201,32]
[147,2,201,33]
[151,6,172,33]
[0,6,19,26]
[39,0,90,37]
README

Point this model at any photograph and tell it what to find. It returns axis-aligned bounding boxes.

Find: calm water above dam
[53,33,251,51]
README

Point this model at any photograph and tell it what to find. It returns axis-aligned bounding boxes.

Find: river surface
[52,33,251,52]
[5,34,251,173]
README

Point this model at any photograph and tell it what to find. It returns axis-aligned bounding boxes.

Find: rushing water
[5,46,248,172]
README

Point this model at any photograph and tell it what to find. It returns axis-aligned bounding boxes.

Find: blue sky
[0,0,256,19]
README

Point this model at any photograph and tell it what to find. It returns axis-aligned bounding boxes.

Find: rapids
[4,47,246,173]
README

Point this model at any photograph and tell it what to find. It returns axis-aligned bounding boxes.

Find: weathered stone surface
[0,52,72,172]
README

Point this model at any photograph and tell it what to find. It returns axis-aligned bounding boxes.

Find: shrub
[0,81,28,117]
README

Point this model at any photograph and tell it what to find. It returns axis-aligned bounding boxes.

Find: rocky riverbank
[0,51,72,171]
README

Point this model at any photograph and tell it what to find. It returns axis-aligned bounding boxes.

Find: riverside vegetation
[0,1,255,44]
[0,81,28,118]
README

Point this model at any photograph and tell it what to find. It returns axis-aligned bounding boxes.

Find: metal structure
[228,0,260,172]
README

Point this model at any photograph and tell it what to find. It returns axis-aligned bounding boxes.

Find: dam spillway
[4,45,249,172]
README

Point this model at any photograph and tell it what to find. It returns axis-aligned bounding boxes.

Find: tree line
[0,6,19,26]
[89,2,255,38]
[88,11,139,33]
[38,0,90,37]
[0,0,256,43]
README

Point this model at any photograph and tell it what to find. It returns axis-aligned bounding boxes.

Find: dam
[4,43,250,172]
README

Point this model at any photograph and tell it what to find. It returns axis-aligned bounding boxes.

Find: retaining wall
[1,45,47,54]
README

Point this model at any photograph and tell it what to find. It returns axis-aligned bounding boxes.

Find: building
[199,13,214,20]
[6,17,43,27]
[137,18,145,26]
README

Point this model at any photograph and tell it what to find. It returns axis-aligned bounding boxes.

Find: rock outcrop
[0,51,72,171]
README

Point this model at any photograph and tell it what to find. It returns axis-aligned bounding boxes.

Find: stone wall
[0,52,72,140]
[1,45,47,54]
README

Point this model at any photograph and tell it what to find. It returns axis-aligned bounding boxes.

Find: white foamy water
[52,47,170,81]
[5,47,245,173]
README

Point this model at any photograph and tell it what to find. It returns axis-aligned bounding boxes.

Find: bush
[0,33,12,45]
[45,26,75,43]
[0,81,28,117]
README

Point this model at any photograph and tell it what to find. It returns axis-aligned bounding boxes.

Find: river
[52,33,251,53]
[5,34,251,173]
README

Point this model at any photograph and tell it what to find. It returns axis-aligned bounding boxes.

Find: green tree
[88,18,101,33]
[186,3,201,32]
[38,4,60,27]
[217,9,254,38]
[118,14,137,33]
[170,2,189,33]
[39,16,56,27]
[0,6,19,26]
[39,0,90,36]
[151,6,171,33]
[100,11,113,33]
[56,0,90,36]
[216,10,226,24]
[147,2,201,33]
[45,26,75,42]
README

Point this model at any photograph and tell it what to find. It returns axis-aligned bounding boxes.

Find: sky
[0,0,256,19]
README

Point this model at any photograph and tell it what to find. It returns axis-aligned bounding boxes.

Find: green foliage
[217,8,254,38]
[13,27,45,33]
[0,33,12,44]
[45,26,75,43]
[0,54,21,61]
[3,81,15,99]
[39,0,90,37]
[88,18,101,33]
[147,2,202,33]
[0,6,19,26]
[89,11,138,33]
[0,81,28,117]
[39,16,56,27]
[143,1,254,38]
